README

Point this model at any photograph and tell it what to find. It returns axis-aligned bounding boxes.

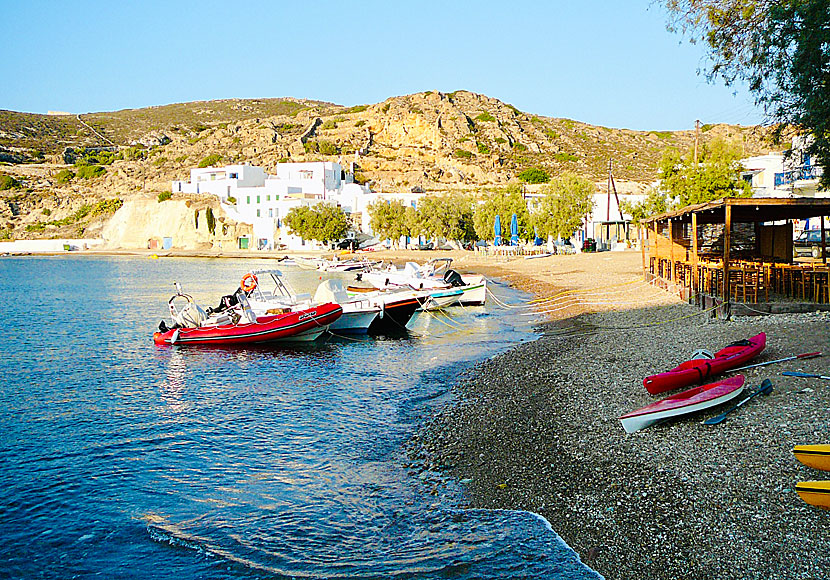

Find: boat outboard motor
[174,302,207,328]
[443,269,465,287]
[168,291,207,328]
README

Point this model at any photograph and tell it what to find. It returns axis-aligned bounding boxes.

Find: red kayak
[153,302,342,346]
[620,375,746,433]
[643,332,766,395]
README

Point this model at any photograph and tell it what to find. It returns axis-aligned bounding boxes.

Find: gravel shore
[407,250,830,580]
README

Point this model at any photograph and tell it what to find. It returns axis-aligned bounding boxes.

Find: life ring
[240,273,258,292]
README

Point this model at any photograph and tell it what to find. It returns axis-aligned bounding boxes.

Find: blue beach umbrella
[534,226,543,246]
[494,215,502,246]
[510,213,519,246]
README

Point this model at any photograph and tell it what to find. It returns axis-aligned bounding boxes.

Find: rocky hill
[0,91,780,242]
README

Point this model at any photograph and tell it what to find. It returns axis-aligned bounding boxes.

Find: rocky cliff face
[0,91,780,246]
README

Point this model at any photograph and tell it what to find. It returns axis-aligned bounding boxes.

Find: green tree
[532,172,594,240]
[367,199,413,245]
[284,203,349,244]
[663,0,830,186]
[517,167,550,184]
[206,207,216,235]
[619,186,670,226]
[473,185,531,242]
[416,193,477,243]
[659,137,751,207]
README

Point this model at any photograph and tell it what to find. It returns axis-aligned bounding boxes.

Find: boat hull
[619,375,746,433]
[153,303,342,346]
[793,445,830,471]
[458,276,487,305]
[368,296,421,334]
[796,481,830,509]
[328,309,379,334]
[643,332,766,395]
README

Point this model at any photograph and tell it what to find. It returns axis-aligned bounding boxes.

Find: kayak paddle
[783,371,830,380]
[731,351,822,372]
[702,379,774,425]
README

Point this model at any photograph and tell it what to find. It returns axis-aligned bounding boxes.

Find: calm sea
[0,256,600,579]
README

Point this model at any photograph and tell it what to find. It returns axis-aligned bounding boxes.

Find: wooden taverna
[641,197,830,317]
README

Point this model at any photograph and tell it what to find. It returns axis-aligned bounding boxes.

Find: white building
[741,136,827,199]
[172,162,371,250]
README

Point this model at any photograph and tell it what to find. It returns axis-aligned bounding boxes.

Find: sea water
[0,256,601,579]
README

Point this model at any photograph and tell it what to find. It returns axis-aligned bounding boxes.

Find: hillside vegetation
[0,91,781,241]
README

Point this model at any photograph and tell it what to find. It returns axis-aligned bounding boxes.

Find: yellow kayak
[793,444,830,471]
[796,481,830,509]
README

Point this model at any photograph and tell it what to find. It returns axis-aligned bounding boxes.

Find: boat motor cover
[443,269,464,287]
[314,279,349,304]
[175,303,207,328]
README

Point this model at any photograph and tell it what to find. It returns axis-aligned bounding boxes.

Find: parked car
[332,238,359,251]
[794,229,830,259]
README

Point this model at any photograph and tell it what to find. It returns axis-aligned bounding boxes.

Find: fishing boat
[242,270,380,335]
[643,332,766,395]
[153,284,342,346]
[795,481,830,509]
[619,375,746,433]
[793,445,830,471]
[359,258,487,306]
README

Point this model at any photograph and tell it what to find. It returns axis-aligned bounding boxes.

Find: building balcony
[775,164,824,187]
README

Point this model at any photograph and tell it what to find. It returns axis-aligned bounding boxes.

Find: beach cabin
[641,197,830,317]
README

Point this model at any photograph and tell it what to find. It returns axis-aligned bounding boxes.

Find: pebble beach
[405,250,830,580]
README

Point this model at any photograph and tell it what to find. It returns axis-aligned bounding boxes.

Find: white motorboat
[293,256,378,272]
[359,258,486,306]
[240,270,380,335]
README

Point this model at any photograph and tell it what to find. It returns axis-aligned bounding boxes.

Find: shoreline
[407,251,830,580]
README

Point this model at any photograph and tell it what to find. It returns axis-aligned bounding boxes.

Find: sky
[0,0,765,131]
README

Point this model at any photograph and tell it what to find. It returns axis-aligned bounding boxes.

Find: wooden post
[723,205,732,313]
[640,225,646,276]
[692,211,699,300]
[669,219,675,281]
[822,215,827,264]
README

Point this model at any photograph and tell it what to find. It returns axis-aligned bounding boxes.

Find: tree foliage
[473,185,531,242]
[532,172,595,239]
[206,207,216,235]
[622,136,750,221]
[663,0,830,185]
[517,167,550,183]
[660,137,751,207]
[619,186,670,226]
[415,193,477,243]
[284,203,350,244]
[367,199,415,244]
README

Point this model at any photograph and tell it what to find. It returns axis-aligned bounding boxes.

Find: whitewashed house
[172,162,371,250]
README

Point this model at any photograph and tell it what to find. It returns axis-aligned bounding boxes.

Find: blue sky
[1,0,763,131]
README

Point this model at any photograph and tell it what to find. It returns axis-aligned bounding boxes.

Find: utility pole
[694,119,701,167]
